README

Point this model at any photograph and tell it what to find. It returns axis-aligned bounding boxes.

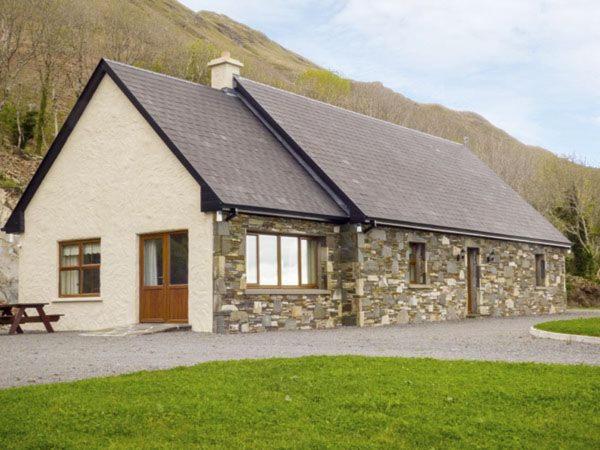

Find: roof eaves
[371,217,571,248]
[220,203,349,223]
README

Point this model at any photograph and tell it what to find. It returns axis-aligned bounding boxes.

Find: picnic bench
[0,303,63,335]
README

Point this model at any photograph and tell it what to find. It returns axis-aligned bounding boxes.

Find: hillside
[0,0,599,280]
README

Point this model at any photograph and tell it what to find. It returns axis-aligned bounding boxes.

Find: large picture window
[409,242,427,285]
[59,239,101,297]
[246,233,318,288]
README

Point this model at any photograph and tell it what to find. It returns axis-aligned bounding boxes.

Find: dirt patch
[567,275,600,308]
[0,151,40,187]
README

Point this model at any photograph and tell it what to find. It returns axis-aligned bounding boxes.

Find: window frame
[409,242,427,285]
[245,232,319,289]
[58,238,101,298]
[535,254,546,287]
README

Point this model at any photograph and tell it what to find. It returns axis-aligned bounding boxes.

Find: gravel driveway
[1,310,599,388]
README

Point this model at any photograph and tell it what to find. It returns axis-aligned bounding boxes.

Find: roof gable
[3,60,347,233]
[235,77,570,247]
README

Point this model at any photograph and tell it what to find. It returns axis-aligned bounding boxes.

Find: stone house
[2,53,570,332]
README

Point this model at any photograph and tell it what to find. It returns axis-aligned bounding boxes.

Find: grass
[0,356,598,449]
[535,317,600,337]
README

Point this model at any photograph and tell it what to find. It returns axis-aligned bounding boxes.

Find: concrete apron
[80,323,191,337]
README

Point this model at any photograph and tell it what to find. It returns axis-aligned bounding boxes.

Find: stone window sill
[408,284,432,289]
[244,288,330,295]
[52,297,102,303]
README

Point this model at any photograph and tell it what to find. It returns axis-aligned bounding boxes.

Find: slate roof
[3,59,570,247]
[105,61,346,219]
[236,77,570,246]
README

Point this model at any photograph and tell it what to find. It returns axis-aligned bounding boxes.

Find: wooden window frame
[58,238,101,297]
[246,232,319,289]
[535,254,546,287]
[409,242,427,285]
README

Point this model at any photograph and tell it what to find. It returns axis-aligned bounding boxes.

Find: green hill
[1,0,598,279]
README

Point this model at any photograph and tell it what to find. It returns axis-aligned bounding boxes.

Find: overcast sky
[182,0,600,167]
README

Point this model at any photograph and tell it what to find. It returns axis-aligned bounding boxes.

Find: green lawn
[0,356,598,449]
[535,317,600,337]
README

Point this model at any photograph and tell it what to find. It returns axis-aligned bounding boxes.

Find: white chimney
[207,51,243,90]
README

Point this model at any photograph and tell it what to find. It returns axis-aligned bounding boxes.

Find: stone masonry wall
[213,214,342,333]
[213,214,567,333]
[355,226,567,326]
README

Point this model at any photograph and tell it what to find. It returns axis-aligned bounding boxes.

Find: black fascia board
[233,77,365,223]
[2,59,224,233]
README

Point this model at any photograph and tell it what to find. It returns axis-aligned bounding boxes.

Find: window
[59,239,101,296]
[246,233,318,287]
[409,242,426,284]
[535,254,546,287]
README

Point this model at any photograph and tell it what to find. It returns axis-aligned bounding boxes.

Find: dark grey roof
[3,59,569,247]
[236,77,570,246]
[105,60,346,219]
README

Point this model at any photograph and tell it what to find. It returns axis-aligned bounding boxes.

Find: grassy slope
[0,356,598,449]
[5,0,599,209]
[536,317,600,337]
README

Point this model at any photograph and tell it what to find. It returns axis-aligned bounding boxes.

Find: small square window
[59,239,101,297]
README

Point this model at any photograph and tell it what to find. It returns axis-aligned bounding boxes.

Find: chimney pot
[207,50,243,90]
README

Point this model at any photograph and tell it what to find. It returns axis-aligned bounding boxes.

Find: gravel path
[1,310,599,388]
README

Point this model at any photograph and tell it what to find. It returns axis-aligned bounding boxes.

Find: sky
[182,0,600,167]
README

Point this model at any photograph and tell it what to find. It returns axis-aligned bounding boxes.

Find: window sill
[52,297,102,303]
[244,288,330,295]
[408,284,432,289]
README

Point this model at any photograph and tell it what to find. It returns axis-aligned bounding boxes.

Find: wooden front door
[140,231,188,323]
[466,248,480,315]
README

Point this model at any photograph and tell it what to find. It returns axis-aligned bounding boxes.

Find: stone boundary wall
[213,214,567,333]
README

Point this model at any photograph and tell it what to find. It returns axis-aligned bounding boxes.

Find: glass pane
[258,234,277,285]
[82,267,100,294]
[281,236,299,286]
[301,239,317,285]
[60,269,79,295]
[246,235,257,284]
[83,242,101,265]
[144,238,163,286]
[169,233,188,285]
[61,244,79,267]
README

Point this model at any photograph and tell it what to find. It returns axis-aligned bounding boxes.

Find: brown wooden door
[466,248,479,315]
[140,231,188,323]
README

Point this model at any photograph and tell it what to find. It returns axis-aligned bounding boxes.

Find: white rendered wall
[18,75,213,332]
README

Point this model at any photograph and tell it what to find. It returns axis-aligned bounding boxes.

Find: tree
[296,69,351,104]
[184,39,219,85]
[0,0,35,108]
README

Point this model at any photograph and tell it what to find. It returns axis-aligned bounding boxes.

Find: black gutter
[370,217,571,249]
[218,203,349,224]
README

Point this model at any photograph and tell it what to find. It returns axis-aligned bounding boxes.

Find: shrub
[566,275,600,308]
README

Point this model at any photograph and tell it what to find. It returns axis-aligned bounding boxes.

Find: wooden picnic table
[0,303,63,335]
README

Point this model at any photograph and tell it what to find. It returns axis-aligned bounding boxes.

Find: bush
[566,275,600,308]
